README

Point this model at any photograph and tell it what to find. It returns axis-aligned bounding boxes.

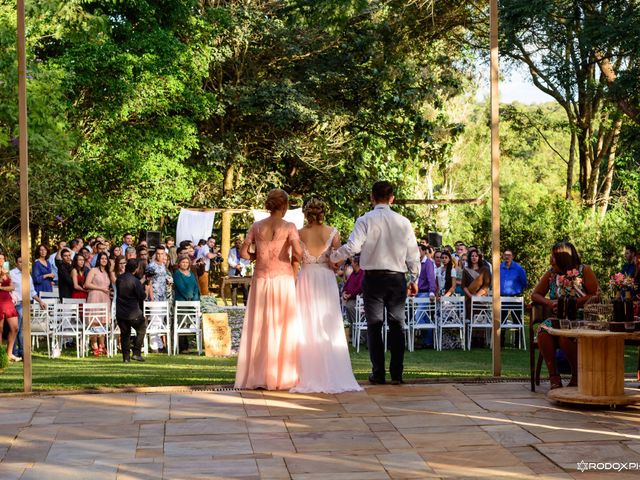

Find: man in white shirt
[331,181,420,385]
[227,237,251,305]
[10,257,47,358]
[195,237,221,296]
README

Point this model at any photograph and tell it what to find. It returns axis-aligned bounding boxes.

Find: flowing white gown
[290,228,363,394]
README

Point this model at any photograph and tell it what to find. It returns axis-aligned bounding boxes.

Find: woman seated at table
[531,241,599,389]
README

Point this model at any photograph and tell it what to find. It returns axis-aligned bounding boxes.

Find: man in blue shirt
[500,249,527,347]
[621,245,637,278]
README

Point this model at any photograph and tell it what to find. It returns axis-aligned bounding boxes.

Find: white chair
[409,296,438,351]
[438,296,466,351]
[53,303,81,358]
[500,296,526,350]
[63,298,86,304]
[82,303,110,357]
[143,301,171,355]
[30,303,52,357]
[353,296,368,352]
[39,291,58,299]
[173,301,202,355]
[468,296,493,349]
[382,300,412,352]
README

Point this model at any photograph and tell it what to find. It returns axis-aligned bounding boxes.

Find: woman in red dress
[71,254,90,300]
[0,253,21,362]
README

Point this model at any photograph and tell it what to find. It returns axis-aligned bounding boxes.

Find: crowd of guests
[0,233,235,361]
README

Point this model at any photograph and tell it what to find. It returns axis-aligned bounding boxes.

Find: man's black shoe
[390,379,405,385]
[132,355,146,362]
[123,358,131,363]
[368,373,385,385]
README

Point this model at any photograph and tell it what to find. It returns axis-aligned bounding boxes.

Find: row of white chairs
[351,295,525,352]
[30,298,203,358]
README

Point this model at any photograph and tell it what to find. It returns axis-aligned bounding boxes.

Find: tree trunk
[223,164,235,197]
[598,117,623,218]
[566,130,576,200]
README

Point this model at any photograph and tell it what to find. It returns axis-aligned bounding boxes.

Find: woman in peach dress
[234,189,303,390]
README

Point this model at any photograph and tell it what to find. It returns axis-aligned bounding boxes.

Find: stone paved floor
[1,382,640,479]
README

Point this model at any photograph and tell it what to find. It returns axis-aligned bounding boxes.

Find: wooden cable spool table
[545,326,640,406]
[220,276,252,306]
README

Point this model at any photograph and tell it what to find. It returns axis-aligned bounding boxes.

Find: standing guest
[49,240,66,283]
[455,252,467,295]
[32,244,55,295]
[146,246,170,352]
[56,249,74,300]
[165,237,178,266]
[173,255,201,302]
[71,254,90,300]
[84,252,111,356]
[443,245,454,255]
[419,238,429,247]
[109,246,123,273]
[68,239,81,259]
[137,248,149,263]
[532,241,599,389]
[621,245,637,280]
[79,247,91,261]
[341,255,364,328]
[110,255,126,284]
[125,247,137,260]
[417,245,437,296]
[0,254,21,362]
[454,242,467,261]
[436,251,457,297]
[90,242,108,267]
[121,233,134,256]
[433,250,442,270]
[235,189,303,390]
[227,237,251,305]
[137,240,149,251]
[499,249,527,347]
[115,259,147,363]
[196,237,220,296]
[331,181,420,385]
[10,257,46,359]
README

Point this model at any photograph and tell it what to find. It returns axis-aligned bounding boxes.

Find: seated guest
[71,254,90,300]
[499,249,527,346]
[462,248,491,321]
[32,244,54,295]
[531,241,598,389]
[436,251,457,297]
[433,249,442,270]
[115,259,147,362]
[417,245,436,296]
[56,249,74,300]
[173,255,200,302]
[342,255,364,328]
[227,237,251,305]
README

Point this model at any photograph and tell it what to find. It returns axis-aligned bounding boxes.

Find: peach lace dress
[234,220,301,390]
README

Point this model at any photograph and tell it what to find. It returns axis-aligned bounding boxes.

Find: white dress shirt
[331,204,421,283]
[227,247,251,277]
[10,267,37,304]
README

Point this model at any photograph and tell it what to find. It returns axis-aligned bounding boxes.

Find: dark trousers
[117,315,147,360]
[363,272,407,381]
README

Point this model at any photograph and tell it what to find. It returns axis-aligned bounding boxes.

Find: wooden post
[220,210,231,275]
[490,0,501,376]
[17,0,32,392]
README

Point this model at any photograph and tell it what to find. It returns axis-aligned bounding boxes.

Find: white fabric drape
[176,208,216,245]
[252,208,304,229]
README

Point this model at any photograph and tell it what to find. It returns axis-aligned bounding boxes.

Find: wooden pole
[17,0,32,392]
[490,0,501,376]
[220,210,231,275]
[395,198,487,206]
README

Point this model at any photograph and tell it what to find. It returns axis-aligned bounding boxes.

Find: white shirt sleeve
[227,248,238,268]
[330,217,367,263]
[405,222,420,283]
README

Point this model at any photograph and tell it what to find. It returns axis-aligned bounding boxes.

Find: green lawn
[1,346,638,393]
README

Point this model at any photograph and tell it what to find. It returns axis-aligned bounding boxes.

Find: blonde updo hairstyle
[265,189,289,213]
[303,197,326,225]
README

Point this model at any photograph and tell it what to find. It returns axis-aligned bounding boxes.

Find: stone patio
[1,382,639,479]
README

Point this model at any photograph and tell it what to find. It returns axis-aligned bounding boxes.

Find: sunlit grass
[1,346,637,393]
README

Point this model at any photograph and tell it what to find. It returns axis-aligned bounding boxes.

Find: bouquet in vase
[556,269,584,297]
[608,273,635,299]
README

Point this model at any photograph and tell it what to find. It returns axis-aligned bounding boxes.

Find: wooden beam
[220,210,232,275]
[490,0,502,377]
[17,0,32,393]
[395,198,487,206]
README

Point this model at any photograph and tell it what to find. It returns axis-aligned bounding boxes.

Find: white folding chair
[353,296,368,352]
[500,296,526,350]
[409,296,438,351]
[438,296,466,351]
[173,301,202,355]
[62,298,86,304]
[53,303,81,358]
[143,301,171,355]
[39,291,58,299]
[468,296,493,349]
[82,303,110,357]
[30,303,52,357]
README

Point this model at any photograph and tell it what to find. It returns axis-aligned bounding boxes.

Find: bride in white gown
[290,198,362,394]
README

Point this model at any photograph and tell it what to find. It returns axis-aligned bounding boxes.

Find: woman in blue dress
[32,244,54,295]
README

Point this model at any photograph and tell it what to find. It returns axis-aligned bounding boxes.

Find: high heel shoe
[98,345,107,356]
[92,347,101,357]
[549,375,562,390]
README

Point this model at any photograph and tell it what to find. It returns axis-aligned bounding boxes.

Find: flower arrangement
[556,268,584,297]
[608,273,636,298]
